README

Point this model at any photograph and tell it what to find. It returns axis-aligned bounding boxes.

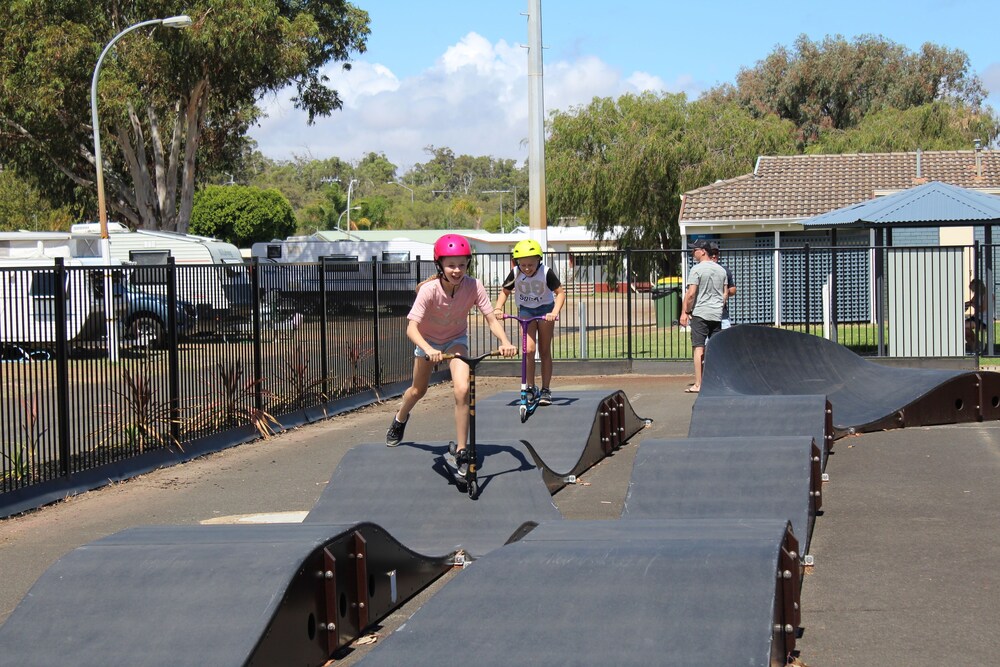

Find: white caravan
[70,222,250,317]
[250,237,437,314]
[0,230,200,353]
[0,231,115,350]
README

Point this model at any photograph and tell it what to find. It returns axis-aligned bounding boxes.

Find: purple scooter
[502,314,557,423]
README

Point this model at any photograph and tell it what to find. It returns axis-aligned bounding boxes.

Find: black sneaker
[454,448,470,477]
[448,440,458,458]
[385,416,407,447]
[538,387,552,406]
[527,385,539,401]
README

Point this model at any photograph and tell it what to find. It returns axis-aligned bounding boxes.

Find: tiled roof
[679,150,1000,222]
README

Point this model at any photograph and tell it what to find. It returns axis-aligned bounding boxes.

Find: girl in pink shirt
[385,234,517,475]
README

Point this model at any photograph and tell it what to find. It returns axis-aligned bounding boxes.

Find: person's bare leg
[396,357,433,422]
[537,320,555,388]
[450,357,470,451]
[692,346,704,390]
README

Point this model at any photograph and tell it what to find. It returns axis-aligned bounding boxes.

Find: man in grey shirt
[679,239,728,392]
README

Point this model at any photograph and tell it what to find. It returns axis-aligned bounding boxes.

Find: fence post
[875,230,885,357]
[250,256,264,413]
[986,231,996,356]
[53,258,71,478]
[804,243,811,335]
[166,257,181,443]
[579,300,588,359]
[625,248,633,360]
[319,258,329,399]
[830,230,839,344]
[371,256,382,388]
[973,241,982,362]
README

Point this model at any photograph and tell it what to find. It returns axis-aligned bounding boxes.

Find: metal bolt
[325,570,334,579]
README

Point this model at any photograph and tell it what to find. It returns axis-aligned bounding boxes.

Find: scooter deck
[442,452,468,487]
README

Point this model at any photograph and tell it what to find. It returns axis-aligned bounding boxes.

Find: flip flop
[684,386,700,393]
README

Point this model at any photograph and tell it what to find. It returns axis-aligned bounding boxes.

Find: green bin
[652,278,682,328]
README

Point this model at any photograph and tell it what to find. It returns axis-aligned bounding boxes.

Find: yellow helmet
[511,239,543,259]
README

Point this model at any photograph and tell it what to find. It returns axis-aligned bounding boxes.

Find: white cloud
[249,32,695,169]
[981,62,1000,111]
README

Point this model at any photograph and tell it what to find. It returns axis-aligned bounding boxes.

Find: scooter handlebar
[501,313,559,323]
[426,350,505,364]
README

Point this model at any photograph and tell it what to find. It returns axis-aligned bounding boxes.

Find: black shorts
[690,315,722,348]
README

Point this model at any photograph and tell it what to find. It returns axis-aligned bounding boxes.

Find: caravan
[70,223,250,329]
[0,231,196,353]
[250,236,436,314]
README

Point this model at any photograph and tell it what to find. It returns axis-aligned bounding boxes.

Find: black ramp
[623,436,821,552]
[476,390,649,491]
[701,325,984,434]
[357,519,801,667]
[0,523,450,667]
[304,442,560,558]
[689,393,834,467]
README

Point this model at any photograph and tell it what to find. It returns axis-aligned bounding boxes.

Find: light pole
[483,189,512,232]
[337,206,361,232]
[91,15,193,250]
[345,178,359,232]
[90,14,192,362]
[387,181,414,203]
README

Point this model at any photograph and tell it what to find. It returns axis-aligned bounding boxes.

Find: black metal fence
[2,244,995,513]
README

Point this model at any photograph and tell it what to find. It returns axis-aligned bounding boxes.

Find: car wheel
[128,314,166,348]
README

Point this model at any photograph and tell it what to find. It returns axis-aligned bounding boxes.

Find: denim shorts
[414,335,469,357]
[518,302,554,318]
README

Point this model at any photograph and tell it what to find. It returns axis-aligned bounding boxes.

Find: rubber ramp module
[356,519,802,667]
[701,325,1000,435]
[689,393,835,468]
[475,389,651,492]
[0,523,450,667]
[623,436,822,552]
[304,442,560,559]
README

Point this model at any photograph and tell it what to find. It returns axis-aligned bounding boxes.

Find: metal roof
[800,181,1000,228]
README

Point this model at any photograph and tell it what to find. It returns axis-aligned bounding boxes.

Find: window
[321,255,360,273]
[381,251,411,274]
[129,250,170,285]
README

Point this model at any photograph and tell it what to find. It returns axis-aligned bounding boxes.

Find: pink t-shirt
[408,276,494,344]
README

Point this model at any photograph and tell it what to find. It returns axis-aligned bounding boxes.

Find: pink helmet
[433,233,472,261]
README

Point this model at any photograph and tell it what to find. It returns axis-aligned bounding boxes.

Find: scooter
[430,350,503,499]
[502,314,557,423]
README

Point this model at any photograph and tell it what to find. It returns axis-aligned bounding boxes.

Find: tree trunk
[107,79,210,232]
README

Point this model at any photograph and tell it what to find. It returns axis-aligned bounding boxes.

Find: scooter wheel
[519,404,528,423]
[468,477,479,499]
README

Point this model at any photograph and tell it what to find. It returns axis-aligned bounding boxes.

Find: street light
[345,178,359,232]
[91,15,193,249]
[483,189,512,232]
[90,14,192,362]
[337,206,362,232]
[387,181,414,203]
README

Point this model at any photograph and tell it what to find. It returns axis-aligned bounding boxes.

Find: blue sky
[249,0,1000,170]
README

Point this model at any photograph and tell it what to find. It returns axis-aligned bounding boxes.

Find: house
[678,148,1000,333]
[679,148,1000,245]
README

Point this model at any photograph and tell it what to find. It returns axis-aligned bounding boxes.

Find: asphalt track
[624,436,820,552]
[304,441,559,558]
[1,369,998,665]
[701,325,1000,433]
[476,389,650,490]
[356,519,798,667]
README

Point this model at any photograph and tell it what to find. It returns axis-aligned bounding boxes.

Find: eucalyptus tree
[714,34,988,145]
[808,101,1000,154]
[0,1,369,232]
[546,91,797,259]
